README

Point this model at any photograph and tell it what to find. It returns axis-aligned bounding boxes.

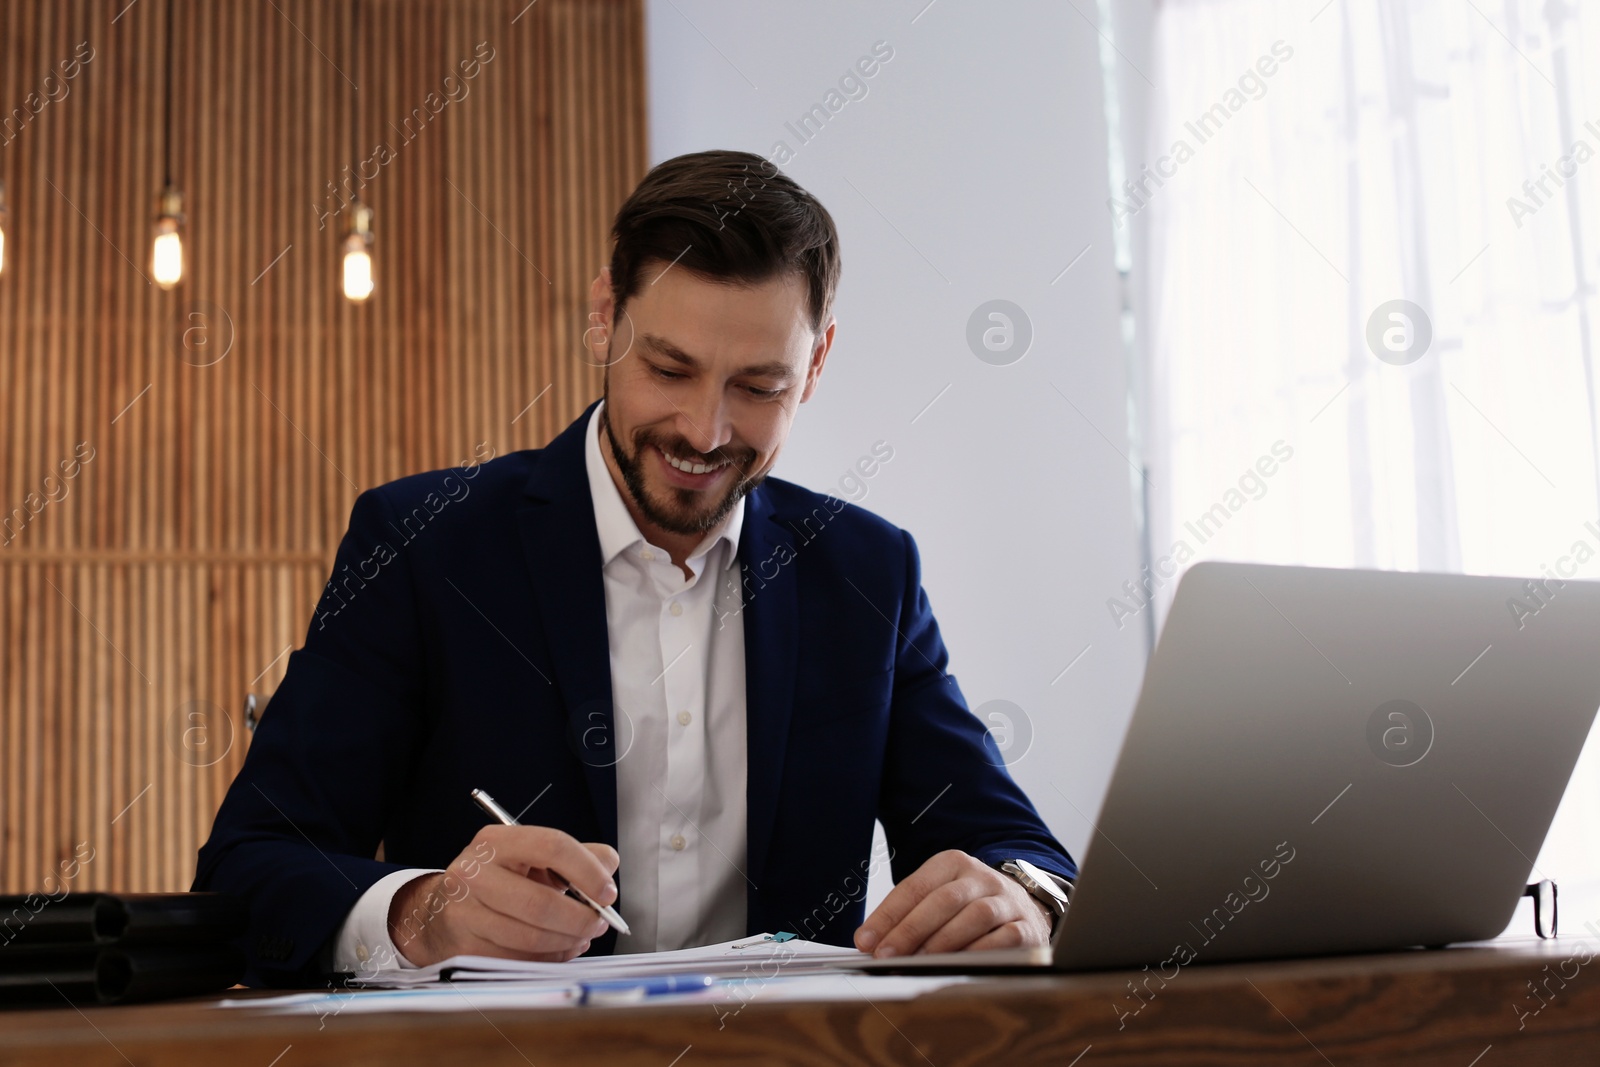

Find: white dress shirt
[330,401,749,972]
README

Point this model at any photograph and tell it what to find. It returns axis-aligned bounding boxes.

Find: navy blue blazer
[193,400,1075,986]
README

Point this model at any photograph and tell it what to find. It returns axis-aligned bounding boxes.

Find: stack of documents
[364,934,868,988]
[217,934,972,1015]
[219,972,972,1014]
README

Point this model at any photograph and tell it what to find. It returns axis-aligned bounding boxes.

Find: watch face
[1014,859,1070,905]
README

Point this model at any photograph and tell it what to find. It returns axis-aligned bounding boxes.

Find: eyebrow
[640,333,796,380]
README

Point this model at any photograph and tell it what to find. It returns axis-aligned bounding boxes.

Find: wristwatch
[999,859,1072,938]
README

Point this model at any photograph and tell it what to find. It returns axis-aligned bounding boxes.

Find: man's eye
[651,366,685,381]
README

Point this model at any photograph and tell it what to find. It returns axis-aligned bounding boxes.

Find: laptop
[858,560,1600,973]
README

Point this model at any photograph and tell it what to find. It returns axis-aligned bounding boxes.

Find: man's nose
[676,385,733,456]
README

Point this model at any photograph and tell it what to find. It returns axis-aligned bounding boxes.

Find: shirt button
[669,602,683,616]
[356,943,370,963]
[677,710,692,726]
[641,549,655,561]
[670,834,687,851]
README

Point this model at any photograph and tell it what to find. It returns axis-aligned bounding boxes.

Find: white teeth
[661,448,726,476]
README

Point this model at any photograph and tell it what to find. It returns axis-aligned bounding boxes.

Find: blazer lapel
[739,488,799,886]
[515,400,619,849]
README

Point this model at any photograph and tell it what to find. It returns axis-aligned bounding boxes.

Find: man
[194,149,1076,987]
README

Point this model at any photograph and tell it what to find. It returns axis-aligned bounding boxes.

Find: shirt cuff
[329,867,444,977]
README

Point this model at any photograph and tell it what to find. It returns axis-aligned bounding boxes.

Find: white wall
[645,0,1150,905]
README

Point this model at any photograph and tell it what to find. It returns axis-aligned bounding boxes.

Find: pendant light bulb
[152,184,184,290]
[342,200,374,302]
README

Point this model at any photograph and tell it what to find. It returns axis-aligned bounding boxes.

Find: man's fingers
[865,878,977,958]
[472,861,612,940]
[583,841,620,876]
[392,828,622,968]
[456,895,603,957]
[855,880,922,953]
[480,824,619,906]
[918,894,1013,955]
[963,920,1030,953]
[854,850,960,952]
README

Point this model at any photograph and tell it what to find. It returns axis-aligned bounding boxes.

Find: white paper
[218,980,580,1014]
[216,972,971,1016]
[364,933,868,989]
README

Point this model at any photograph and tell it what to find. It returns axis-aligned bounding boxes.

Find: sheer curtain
[1143,0,1600,929]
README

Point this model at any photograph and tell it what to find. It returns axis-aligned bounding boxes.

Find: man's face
[590,261,834,538]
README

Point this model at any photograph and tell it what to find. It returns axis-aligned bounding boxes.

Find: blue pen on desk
[577,974,717,1005]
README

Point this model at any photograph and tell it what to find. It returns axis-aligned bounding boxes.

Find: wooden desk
[1,938,1596,1066]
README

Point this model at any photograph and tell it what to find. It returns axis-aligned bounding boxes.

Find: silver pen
[470,788,631,936]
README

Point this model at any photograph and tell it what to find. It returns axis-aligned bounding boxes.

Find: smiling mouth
[657,446,731,477]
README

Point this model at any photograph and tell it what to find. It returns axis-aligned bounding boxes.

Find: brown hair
[607,149,841,333]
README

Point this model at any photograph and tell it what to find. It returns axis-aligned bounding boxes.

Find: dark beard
[601,386,762,537]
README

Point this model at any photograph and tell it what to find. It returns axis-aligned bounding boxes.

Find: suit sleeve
[876,528,1078,886]
[192,486,430,987]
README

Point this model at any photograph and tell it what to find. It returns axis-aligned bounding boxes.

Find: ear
[585,267,617,364]
[588,265,614,314]
[798,316,837,404]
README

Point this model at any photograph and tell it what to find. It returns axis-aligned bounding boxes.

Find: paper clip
[731,931,797,949]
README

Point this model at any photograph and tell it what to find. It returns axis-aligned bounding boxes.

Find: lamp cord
[162,0,173,187]
[351,0,360,179]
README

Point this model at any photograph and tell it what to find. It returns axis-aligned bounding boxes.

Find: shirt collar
[584,400,745,572]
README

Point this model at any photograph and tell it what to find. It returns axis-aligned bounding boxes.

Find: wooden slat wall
[0,0,644,893]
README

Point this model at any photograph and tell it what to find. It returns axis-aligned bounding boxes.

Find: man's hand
[853,850,1052,958]
[387,825,619,968]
